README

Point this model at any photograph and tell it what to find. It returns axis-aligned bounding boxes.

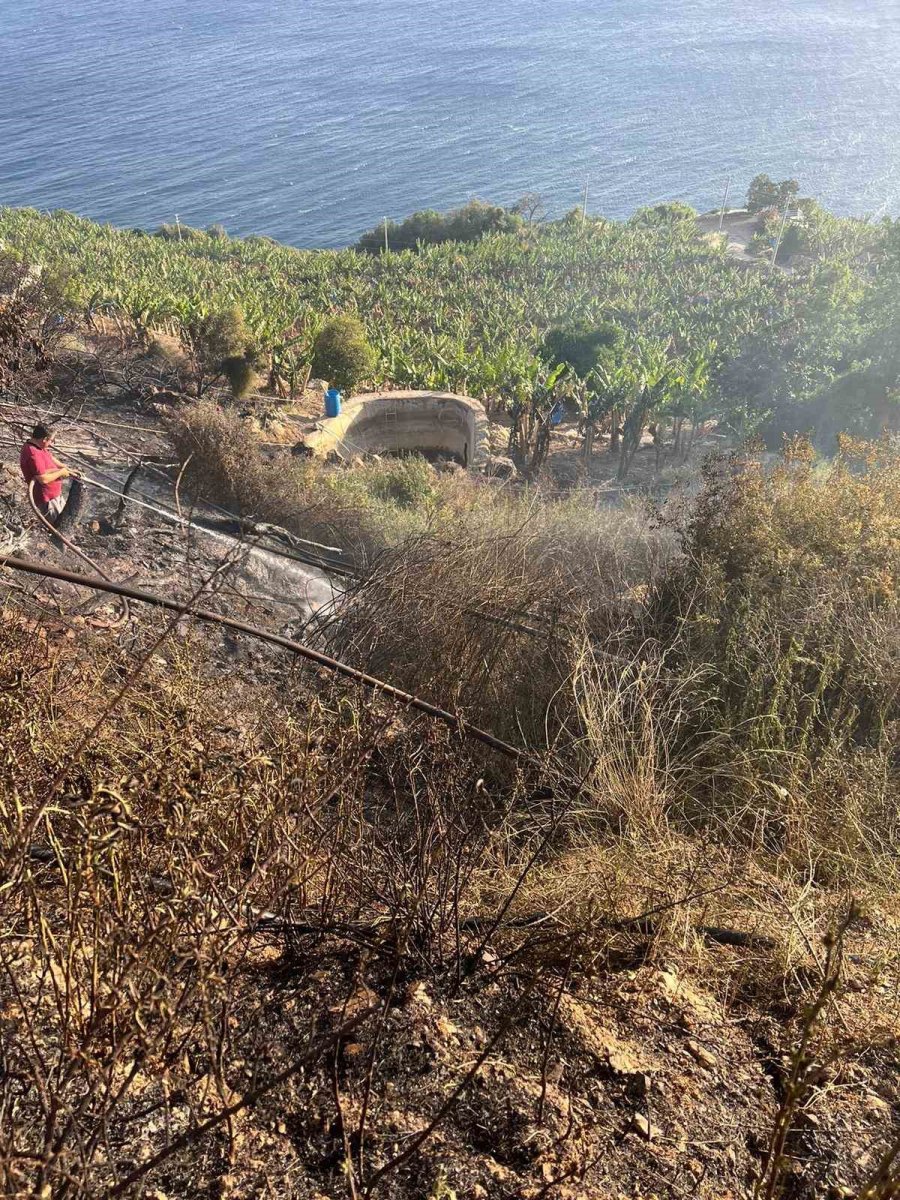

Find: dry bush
[3,427,900,1195]
[0,249,75,400]
[0,605,557,1198]
[328,495,669,744]
[648,438,900,887]
[169,401,447,561]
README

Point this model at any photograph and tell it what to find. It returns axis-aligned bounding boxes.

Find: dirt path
[697,208,765,266]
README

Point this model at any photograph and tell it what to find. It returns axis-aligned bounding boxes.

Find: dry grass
[2,430,899,1198]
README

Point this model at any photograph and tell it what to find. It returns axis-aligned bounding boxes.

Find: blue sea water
[1,0,899,248]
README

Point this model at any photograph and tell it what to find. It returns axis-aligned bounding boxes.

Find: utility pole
[581,180,589,230]
[718,177,731,231]
[770,199,791,272]
[383,216,389,254]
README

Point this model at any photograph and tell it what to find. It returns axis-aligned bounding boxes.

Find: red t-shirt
[20,442,62,504]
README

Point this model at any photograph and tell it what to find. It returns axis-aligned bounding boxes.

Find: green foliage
[366,455,436,508]
[747,173,800,214]
[206,223,228,240]
[357,199,522,252]
[188,305,254,395]
[155,221,205,242]
[630,201,697,228]
[311,314,376,394]
[195,305,249,361]
[539,320,624,380]
[221,353,257,400]
[0,199,885,446]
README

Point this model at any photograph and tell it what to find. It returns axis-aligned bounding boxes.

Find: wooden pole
[718,177,731,231]
[771,200,791,272]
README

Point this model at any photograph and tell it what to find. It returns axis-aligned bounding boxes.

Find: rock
[686,1038,718,1069]
[631,1113,654,1140]
[608,1046,645,1076]
[655,968,719,1021]
[406,981,433,1008]
[865,1094,891,1117]
[558,995,653,1077]
[483,454,518,480]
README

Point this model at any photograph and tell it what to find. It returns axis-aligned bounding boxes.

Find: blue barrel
[324,387,342,418]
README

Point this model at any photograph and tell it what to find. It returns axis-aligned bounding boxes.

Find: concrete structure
[301,390,489,468]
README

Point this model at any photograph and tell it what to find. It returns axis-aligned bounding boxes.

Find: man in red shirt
[20,424,78,524]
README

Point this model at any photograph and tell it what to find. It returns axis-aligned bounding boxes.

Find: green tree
[357,200,521,253]
[311,315,377,394]
[188,306,253,396]
[616,338,677,478]
[747,174,800,213]
[539,320,623,381]
[629,201,697,229]
[540,321,626,456]
[221,354,257,401]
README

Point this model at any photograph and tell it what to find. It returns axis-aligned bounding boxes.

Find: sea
[2,0,899,248]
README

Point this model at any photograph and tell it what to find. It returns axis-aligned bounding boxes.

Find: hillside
[0,200,899,1199]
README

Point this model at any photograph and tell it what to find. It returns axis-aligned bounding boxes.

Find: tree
[188,306,253,397]
[616,339,676,479]
[539,320,623,381]
[629,201,697,229]
[747,174,800,214]
[510,192,546,223]
[540,321,626,456]
[356,200,521,253]
[221,354,257,401]
[311,315,377,394]
[505,360,567,476]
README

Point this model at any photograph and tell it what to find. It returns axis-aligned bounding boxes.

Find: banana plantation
[0,203,895,451]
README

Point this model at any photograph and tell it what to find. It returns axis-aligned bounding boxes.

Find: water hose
[28,480,130,626]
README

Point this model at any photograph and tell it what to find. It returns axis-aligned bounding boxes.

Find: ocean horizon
[2,0,899,248]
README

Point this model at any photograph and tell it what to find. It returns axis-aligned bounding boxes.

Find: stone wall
[301,391,488,467]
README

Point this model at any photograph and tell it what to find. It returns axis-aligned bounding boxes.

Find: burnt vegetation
[0,199,899,1199]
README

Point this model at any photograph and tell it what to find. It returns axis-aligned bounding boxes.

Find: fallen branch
[0,555,535,764]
